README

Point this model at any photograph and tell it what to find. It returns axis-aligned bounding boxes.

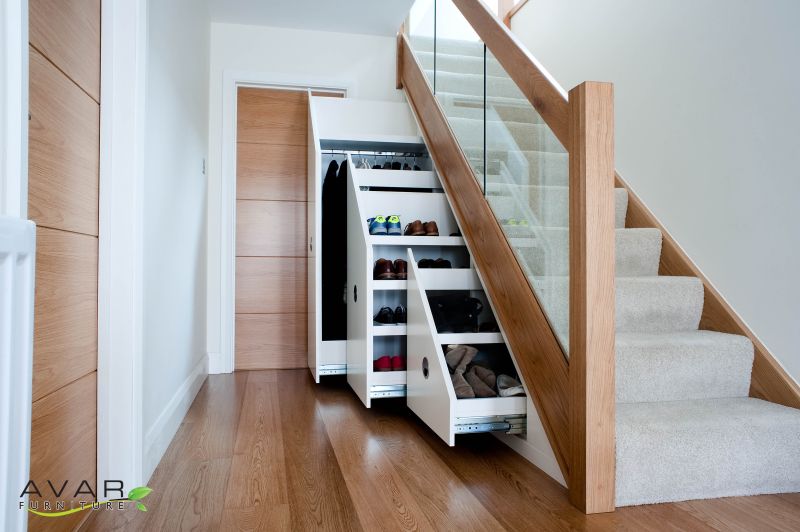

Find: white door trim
[97,0,148,490]
[0,0,28,219]
[211,70,350,375]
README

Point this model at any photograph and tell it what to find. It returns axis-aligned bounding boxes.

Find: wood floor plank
[82,370,800,531]
[220,505,291,531]
[224,371,288,509]
[315,383,505,532]
[315,389,440,530]
[277,371,363,531]
[178,373,249,461]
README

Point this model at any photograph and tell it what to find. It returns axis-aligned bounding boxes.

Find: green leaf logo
[136,502,148,512]
[127,486,153,502]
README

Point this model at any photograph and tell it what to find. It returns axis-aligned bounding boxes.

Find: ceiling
[209,0,417,37]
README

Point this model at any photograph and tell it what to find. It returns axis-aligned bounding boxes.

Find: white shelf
[373,324,407,336]
[373,279,407,290]
[370,235,465,247]
[417,268,482,290]
[371,370,407,386]
[355,168,440,189]
[437,332,504,345]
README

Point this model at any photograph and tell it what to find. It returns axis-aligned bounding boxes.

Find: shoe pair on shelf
[404,220,439,236]
[418,258,452,269]
[445,345,525,399]
[374,258,407,280]
[500,218,529,227]
[374,305,406,325]
[374,355,406,372]
[368,215,402,236]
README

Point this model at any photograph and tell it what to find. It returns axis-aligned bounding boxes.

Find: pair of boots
[445,345,496,398]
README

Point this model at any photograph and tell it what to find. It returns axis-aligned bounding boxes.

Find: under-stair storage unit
[345,153,471,407]
[405,250,526,445]
[307,96,425,382]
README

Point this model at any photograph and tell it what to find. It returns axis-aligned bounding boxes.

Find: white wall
[142,0,210,479]
[513,0,800,384]
[206,22,402,368]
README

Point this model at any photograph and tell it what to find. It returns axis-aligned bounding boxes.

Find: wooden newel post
[568,81,616,513]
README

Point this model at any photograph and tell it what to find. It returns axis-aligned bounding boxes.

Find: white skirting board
[143,355,208,481]
[0,217,36,532]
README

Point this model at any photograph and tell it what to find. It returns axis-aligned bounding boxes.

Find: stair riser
[441,100,544,125]
[451,117,565,153]
[512,228,662,278]
[617,333,754,403]
[433,70,524,101]
[487,186,629,228]
[417,51,508,77]
[531,276,704,341]
[616,398,800,505]
[466,148,569,187]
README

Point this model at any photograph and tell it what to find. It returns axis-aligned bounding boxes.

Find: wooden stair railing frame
[397,30,616,516]
[400,0,800,514]
[448,0,800,412]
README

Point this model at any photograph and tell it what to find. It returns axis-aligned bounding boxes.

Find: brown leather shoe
[373,258,395,280]
[393,259,408,280]
[404,220,425,236]
[423,221,439,236]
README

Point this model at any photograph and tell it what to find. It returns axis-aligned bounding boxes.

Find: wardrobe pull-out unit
[308,95,528,446]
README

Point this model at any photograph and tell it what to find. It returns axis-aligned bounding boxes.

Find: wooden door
[234,88,310,369]
[27,0,101,530]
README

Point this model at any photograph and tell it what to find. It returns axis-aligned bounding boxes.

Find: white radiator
[0,217,36,532]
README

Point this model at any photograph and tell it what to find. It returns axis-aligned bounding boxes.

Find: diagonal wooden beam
[398,33,571,483]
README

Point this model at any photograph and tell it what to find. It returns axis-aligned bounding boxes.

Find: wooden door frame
[213,72,350,375]
[0,0,28,219]
[96,0,148,492]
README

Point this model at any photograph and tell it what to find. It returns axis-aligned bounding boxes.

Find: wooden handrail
[398,33,573,483]
[452,0,570,147]
[503,0,529,28]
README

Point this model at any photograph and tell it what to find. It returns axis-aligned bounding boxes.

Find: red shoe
[374,355,392,372]
[391,355,406,371]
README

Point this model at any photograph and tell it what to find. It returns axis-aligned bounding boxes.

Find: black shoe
[418,258,435,268]
[372,164,382,169]
[394,305,407,324]
[373,306,395,325]
[414,165,422,171]
[391,161,402,170]
[403,163,411,171]
[433,258,452,268]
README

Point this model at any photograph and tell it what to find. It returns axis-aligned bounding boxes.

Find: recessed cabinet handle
[309,236,313,252]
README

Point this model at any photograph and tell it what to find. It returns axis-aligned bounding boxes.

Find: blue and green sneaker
[367,216,388,235]
[386,215,402,235]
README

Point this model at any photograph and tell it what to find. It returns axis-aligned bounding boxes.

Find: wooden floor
[82,370,800,531]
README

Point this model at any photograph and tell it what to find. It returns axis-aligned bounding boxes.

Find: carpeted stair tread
[439,97,543,124]
[617,331,754,403]
[487,185,628,228]
[616,397,800,505]
[511,228,662,277]
[449,116,565,153]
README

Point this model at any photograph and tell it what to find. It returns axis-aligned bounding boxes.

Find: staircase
[406,27,800,507]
